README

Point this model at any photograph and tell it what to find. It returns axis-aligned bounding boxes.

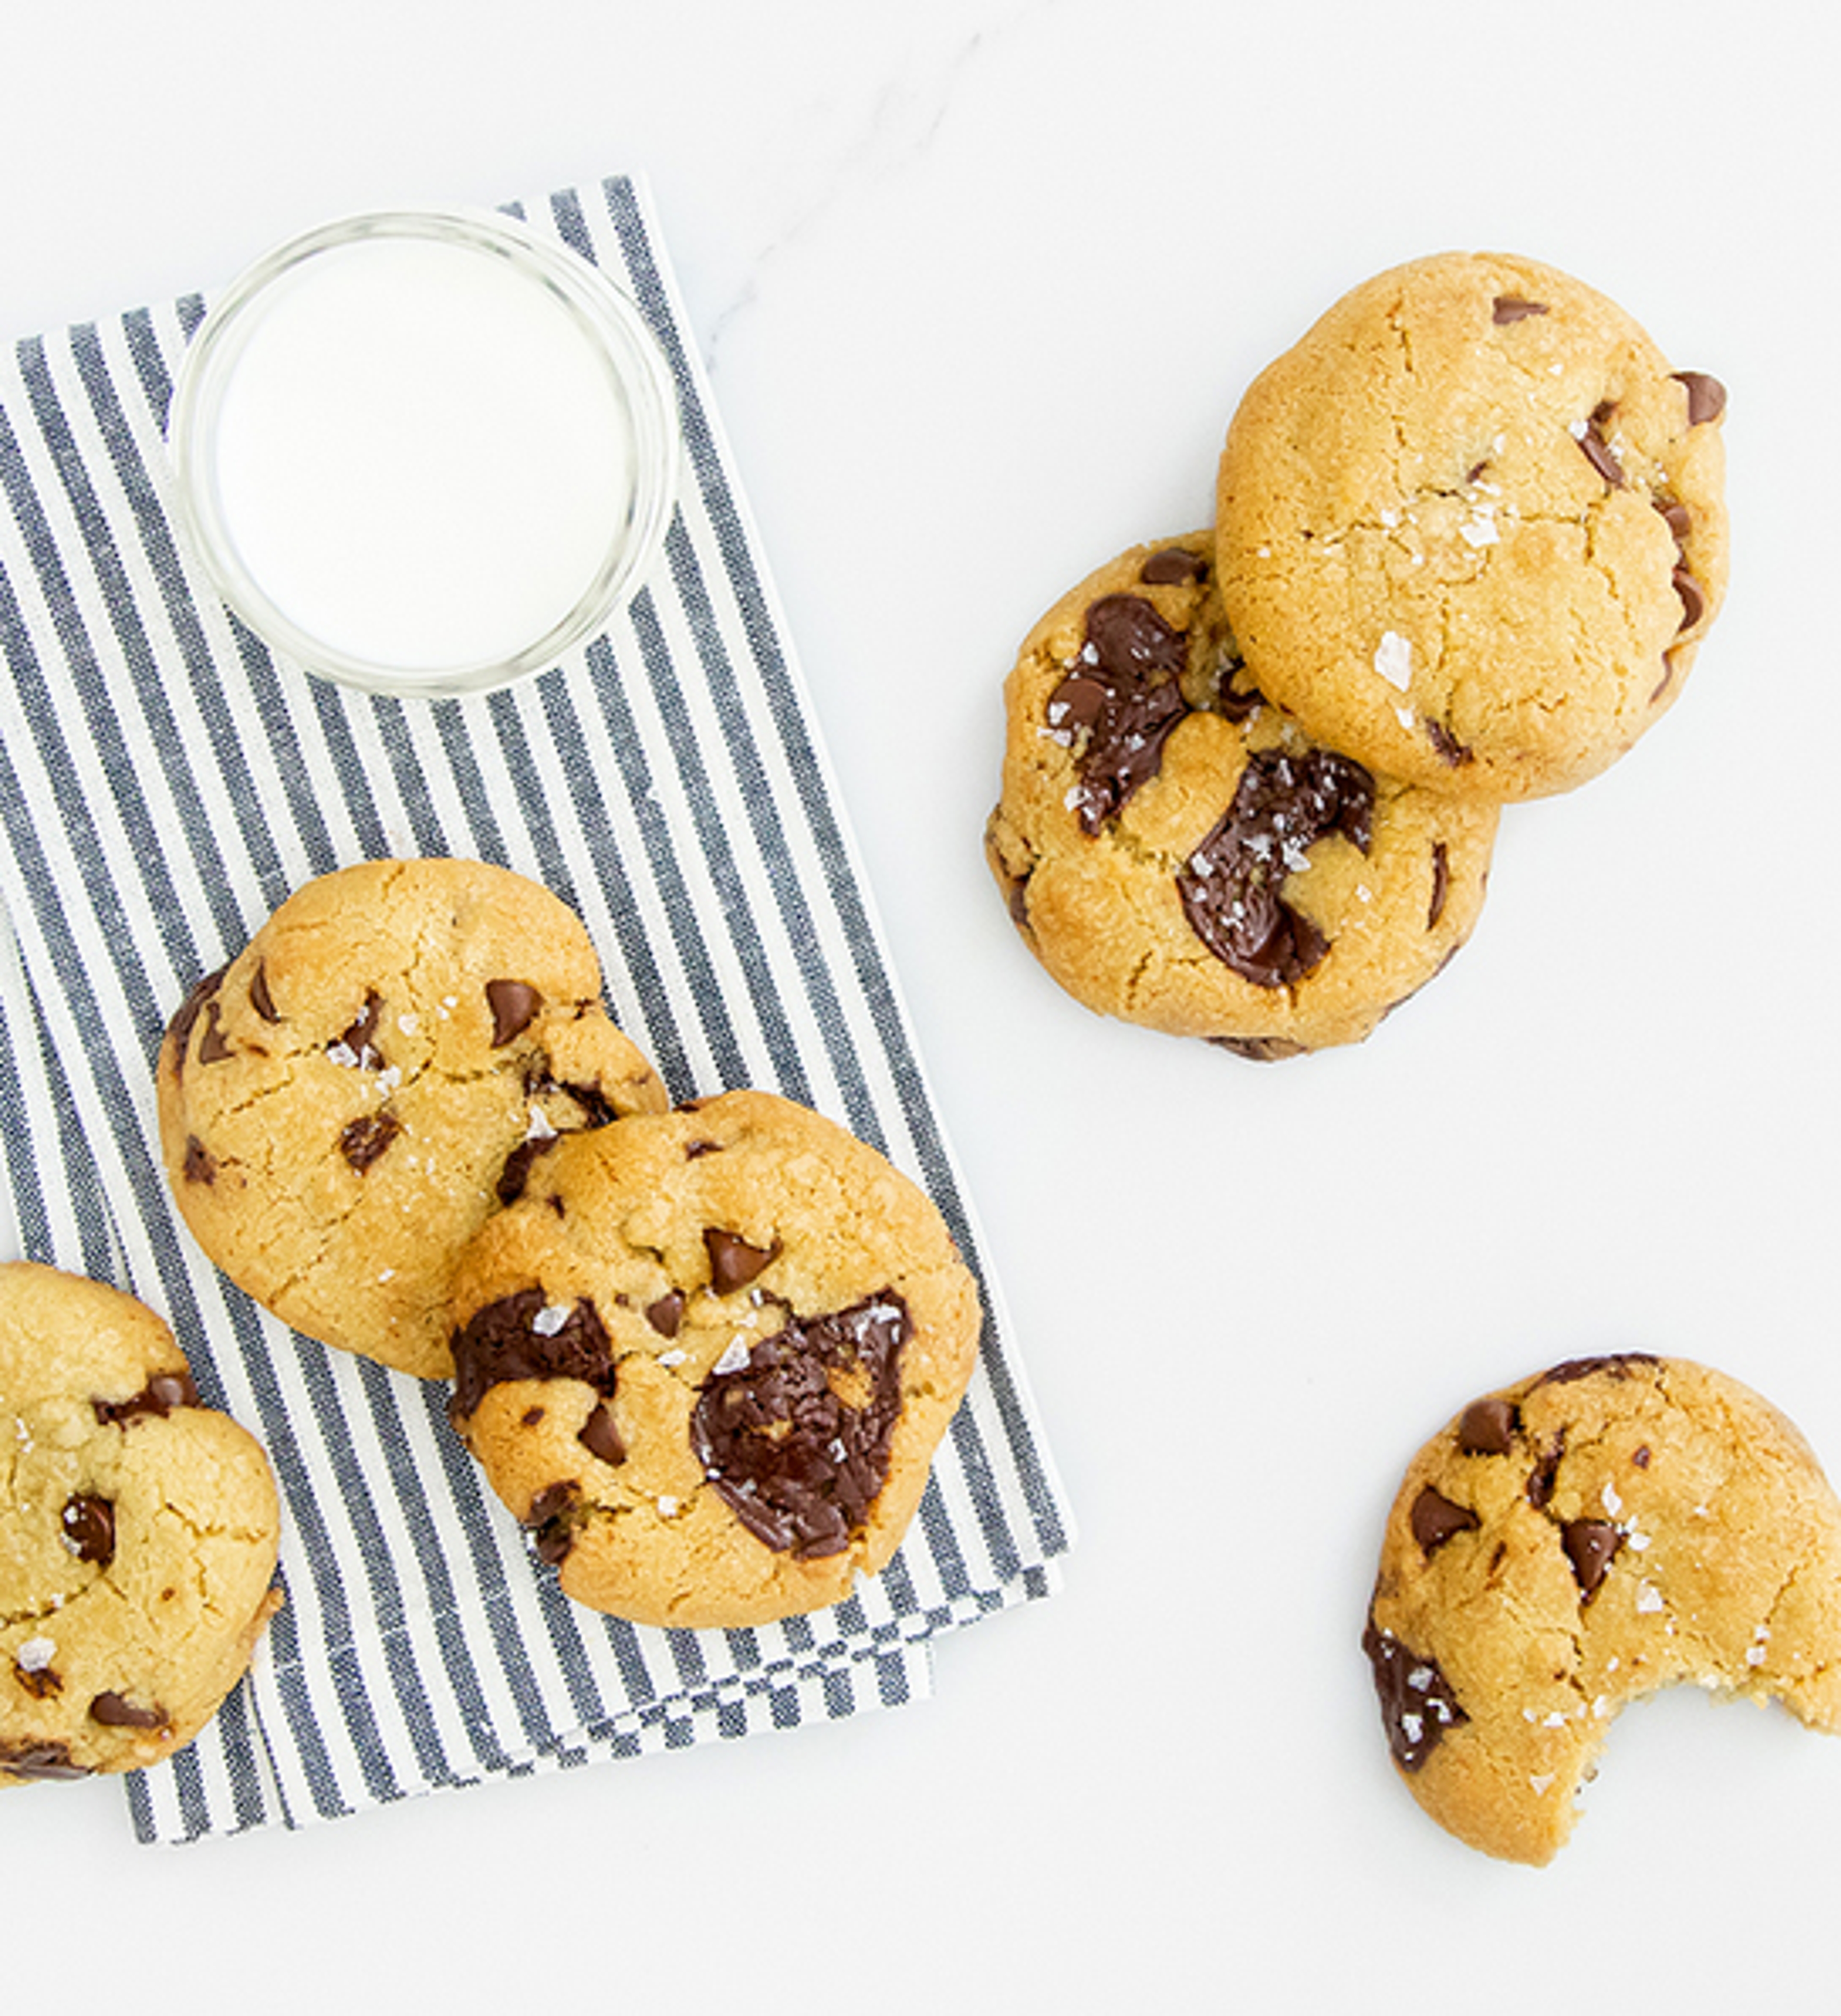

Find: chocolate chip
[163,966,226,1080]
[249,961,281,1023]
[1050,594,1192,833]
[524,1481,582,1565]
[1534,1352,1658,1389]
[691,1292,909,1558]
[183,1134,216,1185]
[578,1402,626,1467]
[1410,1486,1480,1555]
[521,1405,546,1426]
[1526,1432,1565,1511]
[1361,1617,1468,1772]
[0,1738,89,1781]
[704,1228,780,1296]
[1631,1444,1652,1470]
[1424,720,1473,768]
[496,1134,559,1205]
[93,1371,200,1427]
[1561,1520,1623,1601]
[1651,653,1679,705]
[339,1111,402,1172]
[1673,565,1706,631]
[1492,296,1548,324]
[447,1289,615,1421]
[1575,406,1625,488]
[12,1662,61,1701]
[1672,371,1726,426]
[89,1691,167,1731]
[1457,1396,1518,1456]
[197,1000,235,1064]
[61,1494,115,1566]
[1655,498,1693,547]
[332,992,385,1069]
[645,1290,686,1339]
[1427,842,1450,930]
[1215,676,1264,725]
[486,979,543,1047]
[1207,1034,1310,1062]
[1176,749,1374,988]
[684,1138,722,1159]
[1139,546,1207,585]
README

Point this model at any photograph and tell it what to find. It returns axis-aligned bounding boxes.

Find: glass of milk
[167,207,680,697]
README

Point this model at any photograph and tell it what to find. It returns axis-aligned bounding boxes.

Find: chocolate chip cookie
[0,1263,280,1786]
[1364,1354,1841,1864]
[985,533,1499,1057]
[444,1090,981,1627]
[1217,252,1728,799]
[157,858,668,1379]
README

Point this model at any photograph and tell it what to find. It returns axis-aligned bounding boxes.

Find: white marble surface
[2,3,1838,2008]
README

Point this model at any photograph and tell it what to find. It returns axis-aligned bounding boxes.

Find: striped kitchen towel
[0,174,1072,1842]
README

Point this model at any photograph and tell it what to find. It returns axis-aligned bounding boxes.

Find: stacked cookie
[156,858,981,1631]
[988,251,1728,1055]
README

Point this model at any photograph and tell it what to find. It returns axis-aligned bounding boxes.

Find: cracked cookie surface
[157,858,668,1379]
[0,1263,280,1786]
[445,1089,981,1627]
[1216,252,1728,799]
[985,532,1498,1056]
[1364,1354,1841,1864]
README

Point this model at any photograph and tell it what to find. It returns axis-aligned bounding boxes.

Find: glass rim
[166,204,681,699]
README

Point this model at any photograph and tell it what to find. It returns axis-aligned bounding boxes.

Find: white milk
[206,234,638,676]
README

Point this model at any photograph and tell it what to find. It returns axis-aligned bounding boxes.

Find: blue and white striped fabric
[0,174,1072,1843]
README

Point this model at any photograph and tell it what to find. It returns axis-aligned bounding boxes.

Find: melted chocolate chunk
[1655,497,1693,546]
[1214,677,1264,725]
[525,1481,583,1564]
[1362,1618,1468,1772]
[1561,1520,1623,1601]
[1457,1396,1518,1457]
[1673,565,1706,631]
[61,1494,116,1566]
[164,966,226,1079]
[1176,749,1374,987]
[704,1228,780,1296]
[13,1661,61,1701]
[578,1402,626,1467]
[183,1135,216,1185]
[1139,546,1207,585]
[1492,296,1548,324]
[691,1292,909,1559]
[1427,842,1450,930]
[486,979,543,1047]
[1672,371,1726,426]
[332,993,385,1069]
[339,1112,402,1172]
[0,1738,89,1781]
[645,1290,686,1339]
[1049,593,1192,833]
[448,1289,614,1421]
[93,1371,199,1427]
[89,1691,167,1731]
[249,961,281,1023]
[1410,1486,1479,1555]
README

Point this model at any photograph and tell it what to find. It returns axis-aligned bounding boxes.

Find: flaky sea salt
[15,1637,55,1672]
[1373,630,1413,690]
[531,1303,572,1337]
[712,1336,752,1377]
